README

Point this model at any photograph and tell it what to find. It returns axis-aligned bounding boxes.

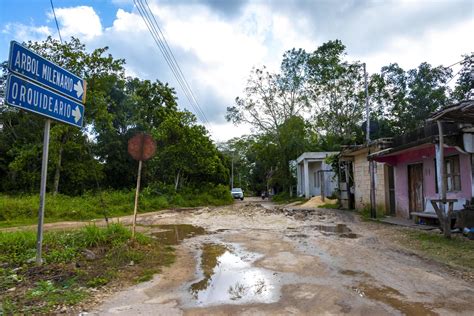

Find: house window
[446,155,461,192]
[314,172,320,187]
[434,155,462,192]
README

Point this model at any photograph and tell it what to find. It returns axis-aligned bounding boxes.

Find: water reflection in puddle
[151,224,207,245]
[351,283,436,315]
[307,224,359,239]
[187,243,281,307]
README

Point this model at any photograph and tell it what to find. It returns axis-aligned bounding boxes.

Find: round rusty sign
[128,133,157,161]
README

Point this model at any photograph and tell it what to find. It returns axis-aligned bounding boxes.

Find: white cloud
[2,23,51,42]
[210,121,252,143]
[49,6,103,40]
[3,1,472,142]
[360,18,474,74]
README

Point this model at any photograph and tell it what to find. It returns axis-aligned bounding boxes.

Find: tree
[372,62,452,135]
[0,37,127,194]
[152,110,228,191]
[306,40,366,144]
[227,48,315,192]
[226,50,310,135]
[451,53,473,101]
[94,78,179,189]
[0,37,124,194]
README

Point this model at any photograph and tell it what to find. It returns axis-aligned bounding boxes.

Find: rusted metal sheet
[128,133,156,161]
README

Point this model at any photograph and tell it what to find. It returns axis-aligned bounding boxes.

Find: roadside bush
[0,186,232,227]
[0,224,175,314]
[271,192,305,204]
[0,224,139,266]
[360,205,386,219]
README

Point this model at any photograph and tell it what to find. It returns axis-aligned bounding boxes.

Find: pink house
[370,121,473,220]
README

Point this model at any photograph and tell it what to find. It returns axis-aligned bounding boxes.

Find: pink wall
[390,146,472,219]
[394,164,409,218]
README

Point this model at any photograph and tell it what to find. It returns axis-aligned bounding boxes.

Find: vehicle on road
[231,188,244,200]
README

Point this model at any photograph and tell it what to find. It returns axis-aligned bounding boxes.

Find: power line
[134,1,204,125]
[50,0,63,43]
[137,0,212,130]
[445,67,463,86]
[133,0,213,133]
[142,0,211,127]
[136,1,204,124]
[445,60,463,69]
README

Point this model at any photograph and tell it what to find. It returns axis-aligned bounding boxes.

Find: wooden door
[408,164,424,213]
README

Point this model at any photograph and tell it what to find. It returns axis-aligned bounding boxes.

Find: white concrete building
[296,152,339,198]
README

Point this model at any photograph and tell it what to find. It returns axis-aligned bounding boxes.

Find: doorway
[387,165,396,215]
[408,163,424,214]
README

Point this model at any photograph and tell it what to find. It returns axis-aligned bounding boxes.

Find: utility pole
[364,63,370,143]
[364,63,376,219]
[231,154,234,189]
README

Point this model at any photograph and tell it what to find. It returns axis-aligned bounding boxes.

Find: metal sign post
[5,41,86,264]
[36,119,51,264]
[132,160,143,238]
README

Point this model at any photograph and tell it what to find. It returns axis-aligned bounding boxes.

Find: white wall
[297,160,338,198]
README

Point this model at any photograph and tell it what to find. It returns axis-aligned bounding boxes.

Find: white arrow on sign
[72,105,82,123]
[74,80,84,98]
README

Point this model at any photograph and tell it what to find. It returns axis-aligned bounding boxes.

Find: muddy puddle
[351,283,436,315]
[185,243,281,307]
[339,269,370,278]
[151,224,207,245]
[309,223,359,239]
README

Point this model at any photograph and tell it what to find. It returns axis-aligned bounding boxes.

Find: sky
[0,0,472,142]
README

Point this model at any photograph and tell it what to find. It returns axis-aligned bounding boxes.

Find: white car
[230,188,244,200]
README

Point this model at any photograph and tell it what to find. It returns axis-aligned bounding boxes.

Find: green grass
[319,202,340,209]
[271,192,305,204]
[0,186,232,228]
[360,205,386,220]
[399,229,474,270]
[0,223,175,314]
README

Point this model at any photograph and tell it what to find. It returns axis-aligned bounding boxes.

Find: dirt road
[90,198,474,315]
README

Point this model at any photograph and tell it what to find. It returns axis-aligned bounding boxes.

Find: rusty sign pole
[132,159,143,239]
[128,133,157,239]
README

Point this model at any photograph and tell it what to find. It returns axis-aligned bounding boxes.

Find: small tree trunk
[53,134,67,196]
[431,200,452,239]
[444,202,454,238]
[174,169,181,192]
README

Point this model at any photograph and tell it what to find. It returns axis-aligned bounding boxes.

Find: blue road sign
[8,41,86,104]
[6,74,84,128]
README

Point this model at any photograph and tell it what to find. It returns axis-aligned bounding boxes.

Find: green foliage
[0,230,36,264]
[0,37,229,196]
[151,111,229,190]
[0,224,175,314]
[370,62,452,135]
[451,53,473,102]
[307,40,366,144]
[0,186,232,227]
[360,205,386,220]
[86,276,110,287]
[395,229,474,270]
[271,192,305,204]
[0,224,137,265]
[319,202,339,209]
